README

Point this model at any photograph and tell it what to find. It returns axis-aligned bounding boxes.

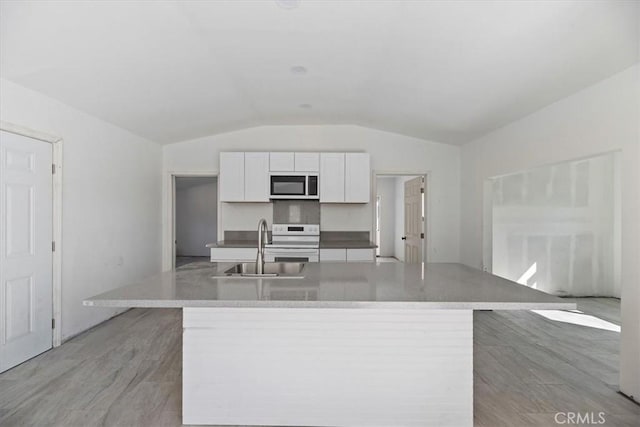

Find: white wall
[376,177,396,257]
[0,79,162,341]
[460,65,640,400]
[163,125,461,265]
[176,177,217,256]
[491,153,619,297]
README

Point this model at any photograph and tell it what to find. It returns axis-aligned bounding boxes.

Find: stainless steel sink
[213,262,305,279]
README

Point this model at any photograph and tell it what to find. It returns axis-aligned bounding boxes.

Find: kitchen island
[84,262,574,427]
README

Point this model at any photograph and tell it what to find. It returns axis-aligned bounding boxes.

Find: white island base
[183,307,473,427]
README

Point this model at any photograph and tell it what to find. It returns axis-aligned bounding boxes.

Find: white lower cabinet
[320,248,375,262]
[213,248,374,263]
[210,247,257,262]
[320,249,347,262]
[346,248,375,262]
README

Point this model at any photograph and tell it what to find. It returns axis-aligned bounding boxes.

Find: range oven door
[264,248,319,263]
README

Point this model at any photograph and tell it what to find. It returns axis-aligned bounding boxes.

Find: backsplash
[273,200,320,224]
[224,230,271,242]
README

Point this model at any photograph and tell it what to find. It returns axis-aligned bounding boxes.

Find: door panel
[269,152,294,172]
[6,184,33,256]
[244,152,269,202]
[1,130,53,372]
[320,153,345,203]
[6,276,33,341]
[294,153,319,172]
[219,152,245,201]
[404,177,423,264]
[345,153,370,203]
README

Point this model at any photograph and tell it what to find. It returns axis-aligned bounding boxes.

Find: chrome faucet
[256,218,269,274]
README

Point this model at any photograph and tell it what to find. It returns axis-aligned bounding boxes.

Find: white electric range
[264,224,320,263]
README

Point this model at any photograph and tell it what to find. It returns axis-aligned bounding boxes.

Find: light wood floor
[0,299,637,426]
[375,256,400,263]
[175,256,209,268]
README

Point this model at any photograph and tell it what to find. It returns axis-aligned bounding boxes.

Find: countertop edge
[83,299,576,311]
[319,241,378,249]
[207,241,378,249]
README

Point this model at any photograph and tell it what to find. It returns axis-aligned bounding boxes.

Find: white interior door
[0,130,53,372]
[404,177,423,264]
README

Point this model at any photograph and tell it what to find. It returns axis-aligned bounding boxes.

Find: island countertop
[83,262,574,310]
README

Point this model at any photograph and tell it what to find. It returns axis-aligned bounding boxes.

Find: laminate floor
[376,256,401,263]
[175,256,210,268]
[0,298,637,426]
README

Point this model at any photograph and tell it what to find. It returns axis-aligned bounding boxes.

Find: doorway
[174,177,218,268]
[0,130,55,372]
[375,174,426,263]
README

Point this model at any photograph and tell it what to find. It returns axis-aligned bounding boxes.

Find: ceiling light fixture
[290,66,307,75]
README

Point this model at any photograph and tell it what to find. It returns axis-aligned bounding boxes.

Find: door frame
[372,171,430,263]
[162,171,219,271]
[482,179,493,273]
[0,121,64,348]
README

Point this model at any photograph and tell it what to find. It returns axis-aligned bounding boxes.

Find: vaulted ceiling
[1,1,638,145]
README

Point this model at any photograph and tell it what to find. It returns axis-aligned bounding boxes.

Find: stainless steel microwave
[269,173,319,199]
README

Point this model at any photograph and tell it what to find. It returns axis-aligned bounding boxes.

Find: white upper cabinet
[219,152,245,202]
[320,153,370,203]
[345,153,370,203]
[294,153,320,172]
[269,152,295,171]
[244,152,270,202]
[320,153,346,203]
[220,152,269,202]
[270,152,320,172]
[221,151,369,203]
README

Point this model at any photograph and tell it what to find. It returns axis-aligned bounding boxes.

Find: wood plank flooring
[175,256,209,268]
[473,298,638,426]
[0,298,637,426]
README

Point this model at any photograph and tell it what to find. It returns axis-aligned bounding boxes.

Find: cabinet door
[269,152,295,171]
[345,153,370,203]
[320,249,347,262]
[244,152,270,202]
[294,152,319,172]
[346,248,375,262]
[219,152,245,202]
[320,153,345,202]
